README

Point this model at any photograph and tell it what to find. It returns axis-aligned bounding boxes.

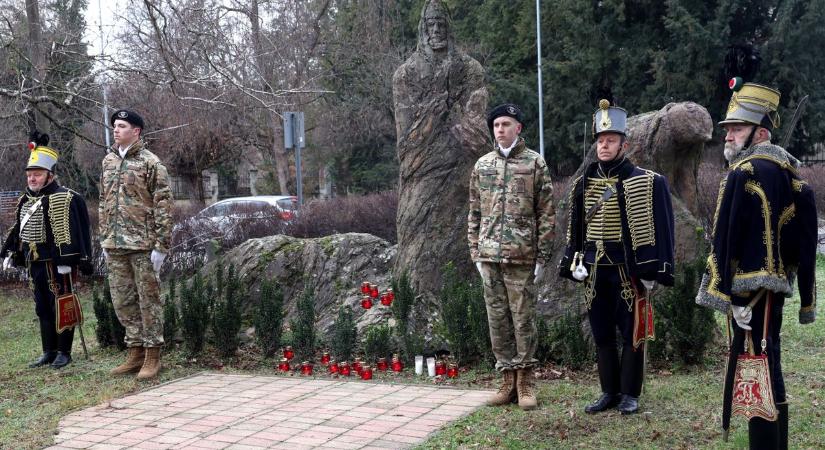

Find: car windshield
[277,198,298,211]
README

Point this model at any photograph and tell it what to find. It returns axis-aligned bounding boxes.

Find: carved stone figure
[392,0,489,299]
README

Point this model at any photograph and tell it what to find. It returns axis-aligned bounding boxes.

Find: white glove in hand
[642,279,656,292]
[534,263,543,278]
[572,263,588,281]
[475,261,483,276]
[102,249,109,260]
[2,255,12,271]
[150,250,166,273]
[57,265,72,275]
[731,305,753,331]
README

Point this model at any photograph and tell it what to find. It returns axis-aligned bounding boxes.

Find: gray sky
[83,0,123,56]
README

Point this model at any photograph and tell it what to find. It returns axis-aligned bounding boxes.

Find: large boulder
[538,102,713,318]
[204,233,398,337]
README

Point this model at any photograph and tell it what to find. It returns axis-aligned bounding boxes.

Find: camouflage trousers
[107,249,164,347]
[480,262,538,372]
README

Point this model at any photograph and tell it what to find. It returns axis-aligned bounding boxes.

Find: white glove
[150,250,166,273]
[534,263,543,278]
[641,279,656,292]
[475,261,483,276]
[102,249,109,260]
[731,305,752,331]
[572,263,588,281]
[57,265,72,275]
[2,255,12,271]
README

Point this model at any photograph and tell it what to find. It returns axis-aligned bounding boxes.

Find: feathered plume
[724,44,761,82]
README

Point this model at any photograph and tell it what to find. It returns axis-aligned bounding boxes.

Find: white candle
[426,357,436,377]
[415,355,424,375]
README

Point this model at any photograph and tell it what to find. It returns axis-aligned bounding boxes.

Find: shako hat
[719,79,780,130]
[26,131,58,172]
[592,99,627,137]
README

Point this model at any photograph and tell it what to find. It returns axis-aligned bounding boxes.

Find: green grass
[1,259,823,449]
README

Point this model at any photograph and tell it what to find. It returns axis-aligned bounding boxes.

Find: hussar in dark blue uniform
[559,100,675,414]
[1,132,93,369]
[696,82,817,449]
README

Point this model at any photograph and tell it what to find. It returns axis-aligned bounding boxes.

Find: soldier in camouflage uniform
[1,131,93,369]
[99,110,173,380]
[468,103,555,411]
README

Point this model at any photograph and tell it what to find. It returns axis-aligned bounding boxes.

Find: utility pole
[536,0,545,159]
[98,0,110,148]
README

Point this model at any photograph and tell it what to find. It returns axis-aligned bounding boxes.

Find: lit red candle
[386,288,394,302]
[361,365,373,380]
[329,359,339,374]
[321,352,330,366]
[380,293,392,306]
[300,361,313,376]
[339,361,351,376]
[353,358,363,375]
[361,281,371,294]
[370,284,379,298]
[435,361,446,376]
[278,358,290,372]
[361,297,373,309]
[447,363,458,378]
[283,346,294,361]
[391,354,403,372]
[376,357,388,371]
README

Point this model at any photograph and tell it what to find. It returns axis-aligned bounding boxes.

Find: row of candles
[360,282,394,309]
[277,346,459,379]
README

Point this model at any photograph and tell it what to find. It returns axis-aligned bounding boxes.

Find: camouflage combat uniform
[468,137,555,371]
[99,139,173,347]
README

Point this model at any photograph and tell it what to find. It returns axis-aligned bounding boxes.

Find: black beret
[110,109,145,129]
[486,103,524,132]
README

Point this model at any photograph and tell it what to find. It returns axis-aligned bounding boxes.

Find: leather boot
[29,320,58,368]
[110,347,145,375]
[748,416,780,450]
[778,403,788,450]
[51,327,75,368]
[486,369,517,406]
[617,394,639,414]
[516,368,538,411]
[137,347,161,380]
[585,392,620,413]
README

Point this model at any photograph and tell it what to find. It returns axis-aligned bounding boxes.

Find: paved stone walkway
[48,373,493,449]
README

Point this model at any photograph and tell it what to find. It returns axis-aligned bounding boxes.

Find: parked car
[171,196,298,254]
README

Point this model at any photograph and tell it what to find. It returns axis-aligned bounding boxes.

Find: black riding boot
[585,347,620,413]
[29,320,58,368]
[618,345,644,414]
[777,403,788,450]
[748,416,780,450]
[51,327,74,368]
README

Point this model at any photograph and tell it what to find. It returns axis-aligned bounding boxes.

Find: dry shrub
[285,191,398,243]
[696,161,726,231]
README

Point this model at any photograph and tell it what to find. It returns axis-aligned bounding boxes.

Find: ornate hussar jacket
[1,181,93,273]
[559,157,675,286]
[467,138,556,265]
[696,143,817,324]
[99,140,174,253]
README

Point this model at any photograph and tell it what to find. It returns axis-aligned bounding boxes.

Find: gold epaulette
[49,191,73,247]
[623,171,656,250]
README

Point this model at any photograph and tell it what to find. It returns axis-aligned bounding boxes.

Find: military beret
[110,109,145,129]
[487,103,524,133]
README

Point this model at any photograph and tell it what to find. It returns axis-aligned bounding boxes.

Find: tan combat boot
[110,347,145,375]
[137,347,161,380]
[486,369,517,406]
[516,368,538,410]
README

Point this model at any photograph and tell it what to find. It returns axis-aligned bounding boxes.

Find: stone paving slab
[47,373,493,449]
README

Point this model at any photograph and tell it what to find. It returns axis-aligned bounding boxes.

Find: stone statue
[392,0,489,299]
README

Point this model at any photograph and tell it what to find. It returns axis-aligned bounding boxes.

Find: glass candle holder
[427,357,436,377]
[370,284,379,298]
[339,361,351,376]
[361,281,371,294]
[361,297,373,309]
[320,352,330,366]
[386,288,394,302]
[283,346,294,361]
[329,359,339,374]
[277,358,290,372]
[414,355,424,375]
[380,293,392,306]
[376,357,388,371]
[300,361,313,376]
[361,365,373,380]
[391,354,403,372]
[447,363,458,378]
[435,361,446,376]
[353,358,363,375]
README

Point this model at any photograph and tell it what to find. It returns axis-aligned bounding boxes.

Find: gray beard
[724,141,744,162]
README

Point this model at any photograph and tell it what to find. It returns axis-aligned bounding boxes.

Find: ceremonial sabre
[69,272,90,360]
[780,95,809,148]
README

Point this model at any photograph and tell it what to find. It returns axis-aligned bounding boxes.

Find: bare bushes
[285,191,398,243]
